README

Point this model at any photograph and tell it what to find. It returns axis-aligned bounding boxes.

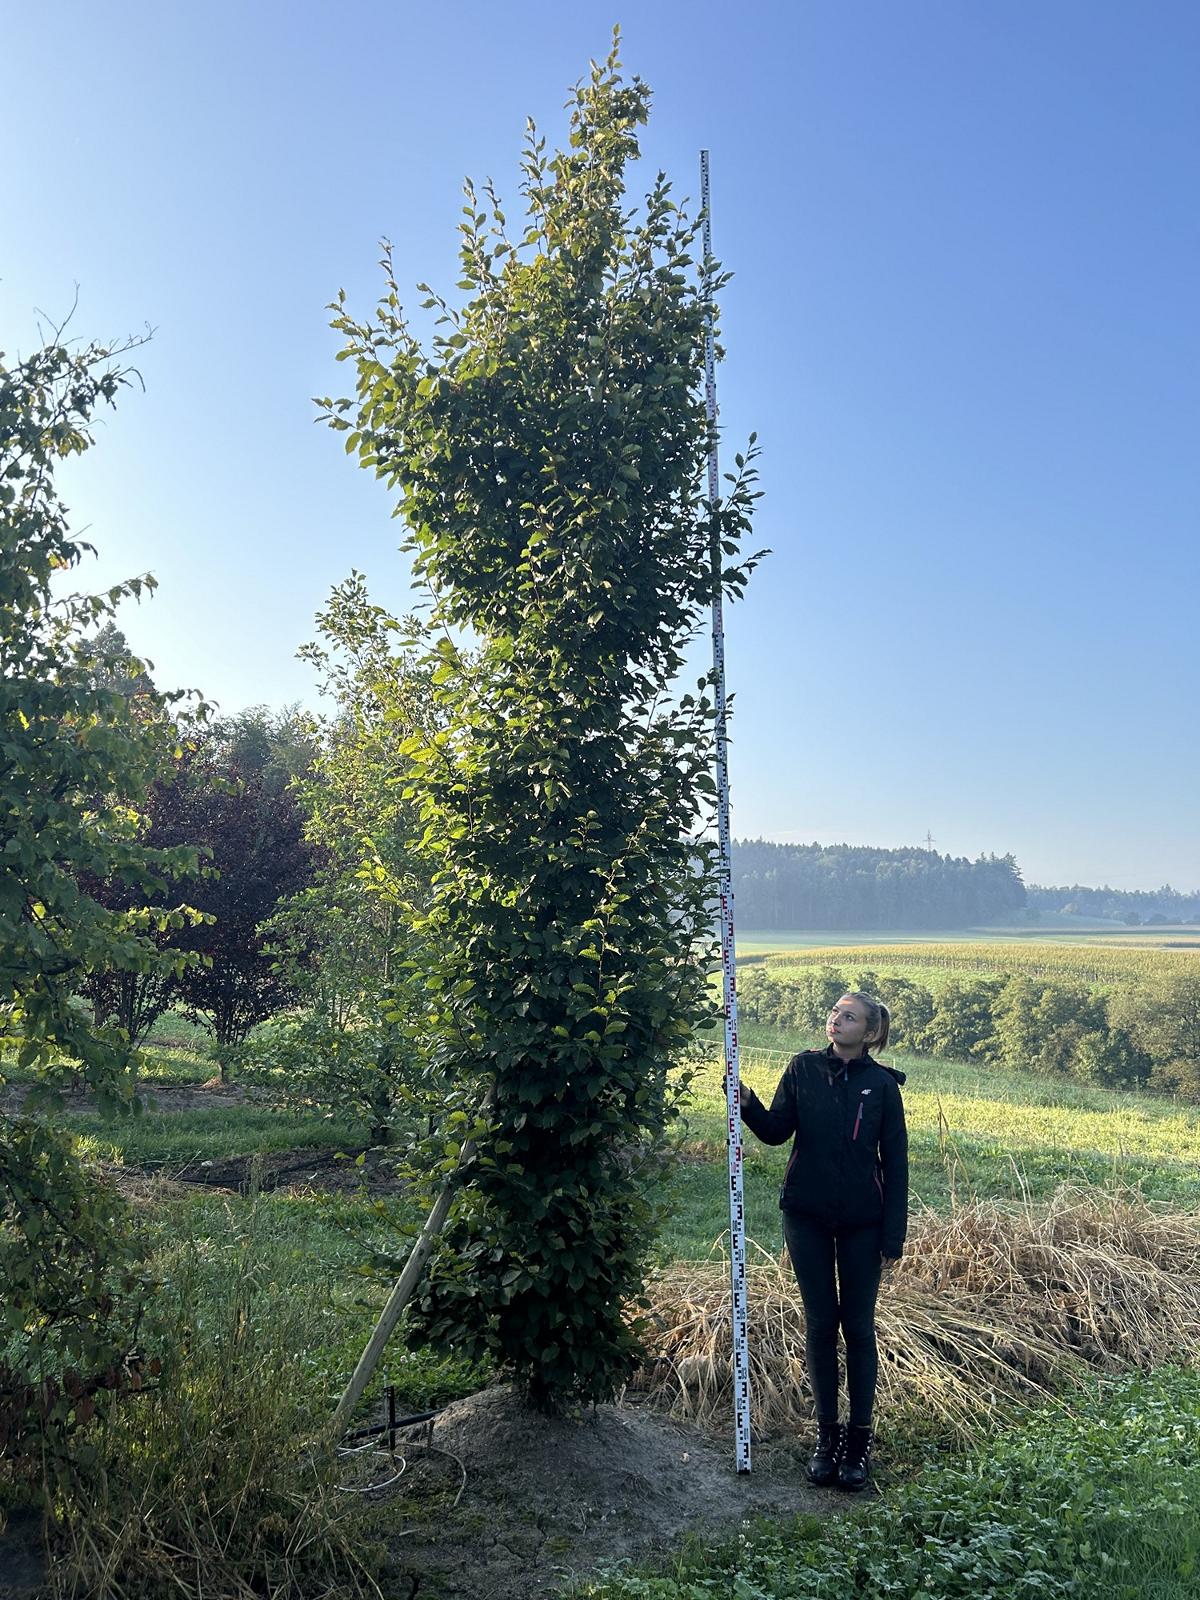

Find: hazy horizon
[730,834,1200,898]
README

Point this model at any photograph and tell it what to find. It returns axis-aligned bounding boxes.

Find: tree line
[732,840,1200,930]
[1026,883,1200,924]
[732,840,1027,929]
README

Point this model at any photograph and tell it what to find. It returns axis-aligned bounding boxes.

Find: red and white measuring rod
[701,148,751,1475]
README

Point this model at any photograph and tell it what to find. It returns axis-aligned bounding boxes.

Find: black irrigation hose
[341,1404,443,1444]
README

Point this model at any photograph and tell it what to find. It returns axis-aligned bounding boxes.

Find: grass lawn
[0,1041,216,1088]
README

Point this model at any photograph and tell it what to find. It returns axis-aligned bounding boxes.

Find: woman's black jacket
[740,1046,909,1259]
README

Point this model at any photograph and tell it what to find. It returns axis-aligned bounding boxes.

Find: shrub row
[738,964,1200,1097]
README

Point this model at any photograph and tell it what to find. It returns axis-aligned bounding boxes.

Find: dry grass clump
[635,1186,1200,1440]
[897,1184,1200,1369]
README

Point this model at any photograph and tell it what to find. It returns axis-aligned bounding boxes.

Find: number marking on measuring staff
[702,147,751,1474]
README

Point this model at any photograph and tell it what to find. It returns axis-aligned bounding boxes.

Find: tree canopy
[0,325,202,1472]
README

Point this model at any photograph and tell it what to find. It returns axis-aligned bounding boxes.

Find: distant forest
[731,841,1026,930]
[1027,884,1200,923]
[731,841,1200,929]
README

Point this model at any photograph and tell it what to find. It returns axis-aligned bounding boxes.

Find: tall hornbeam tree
[322,39,761,1410]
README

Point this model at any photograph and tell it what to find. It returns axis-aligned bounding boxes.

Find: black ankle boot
[806,1421,844,1487]
[838,1424,873,1491]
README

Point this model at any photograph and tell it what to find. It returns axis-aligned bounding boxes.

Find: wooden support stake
[330,1123,481,1441]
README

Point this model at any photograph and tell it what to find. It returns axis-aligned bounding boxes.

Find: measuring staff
[701,148,752,1475]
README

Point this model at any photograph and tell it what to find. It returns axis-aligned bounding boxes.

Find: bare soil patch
[0,1508,47,1600]
[166,1145,406,1196]
[97,1146,404,1201]
[371,1383,845,1600]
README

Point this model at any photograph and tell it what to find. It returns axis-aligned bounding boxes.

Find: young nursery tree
[173,735,315,1077]
[76,637,211,1069]
[248,573,436,1142]
[322,41,760,1409]
[77,759,207,1069]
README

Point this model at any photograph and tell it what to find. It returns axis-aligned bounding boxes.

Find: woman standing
[740,991,908,1491]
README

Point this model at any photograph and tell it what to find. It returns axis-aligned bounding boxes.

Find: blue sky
[5,1,1198,889]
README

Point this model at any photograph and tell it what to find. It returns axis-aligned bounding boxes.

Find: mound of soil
[376,1384,842,1599]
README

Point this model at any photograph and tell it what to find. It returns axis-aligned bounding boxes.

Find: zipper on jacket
[782,1147,799,1191]
[852,1102,863,1141]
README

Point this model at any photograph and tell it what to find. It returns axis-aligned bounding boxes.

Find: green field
[739,924,1200,957]
[742,935,1200,987]
[661,1027,1200,1260]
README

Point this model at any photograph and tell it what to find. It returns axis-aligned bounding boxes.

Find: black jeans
[782,1211,883,1428]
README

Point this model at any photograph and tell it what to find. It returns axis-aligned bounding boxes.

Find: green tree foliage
[0,332,200,1093]
[879,974,936,1052]
[0,327,200,1473]
[738,966,848,1036]
[0,1120,157,1478]
[1109,970,1200,1095]
[321,42,760,1408]
[1069,1027,1146,1087]
[740,965,1156,1090]
[75,627,208,1074]
[1029,881,1200,923]
[914,977,1004,1063]
[79,704,320,1088]
[78,751,211,1072]
[206,702,318,796]
[247,574,436,1142]
[78,620,157,698]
